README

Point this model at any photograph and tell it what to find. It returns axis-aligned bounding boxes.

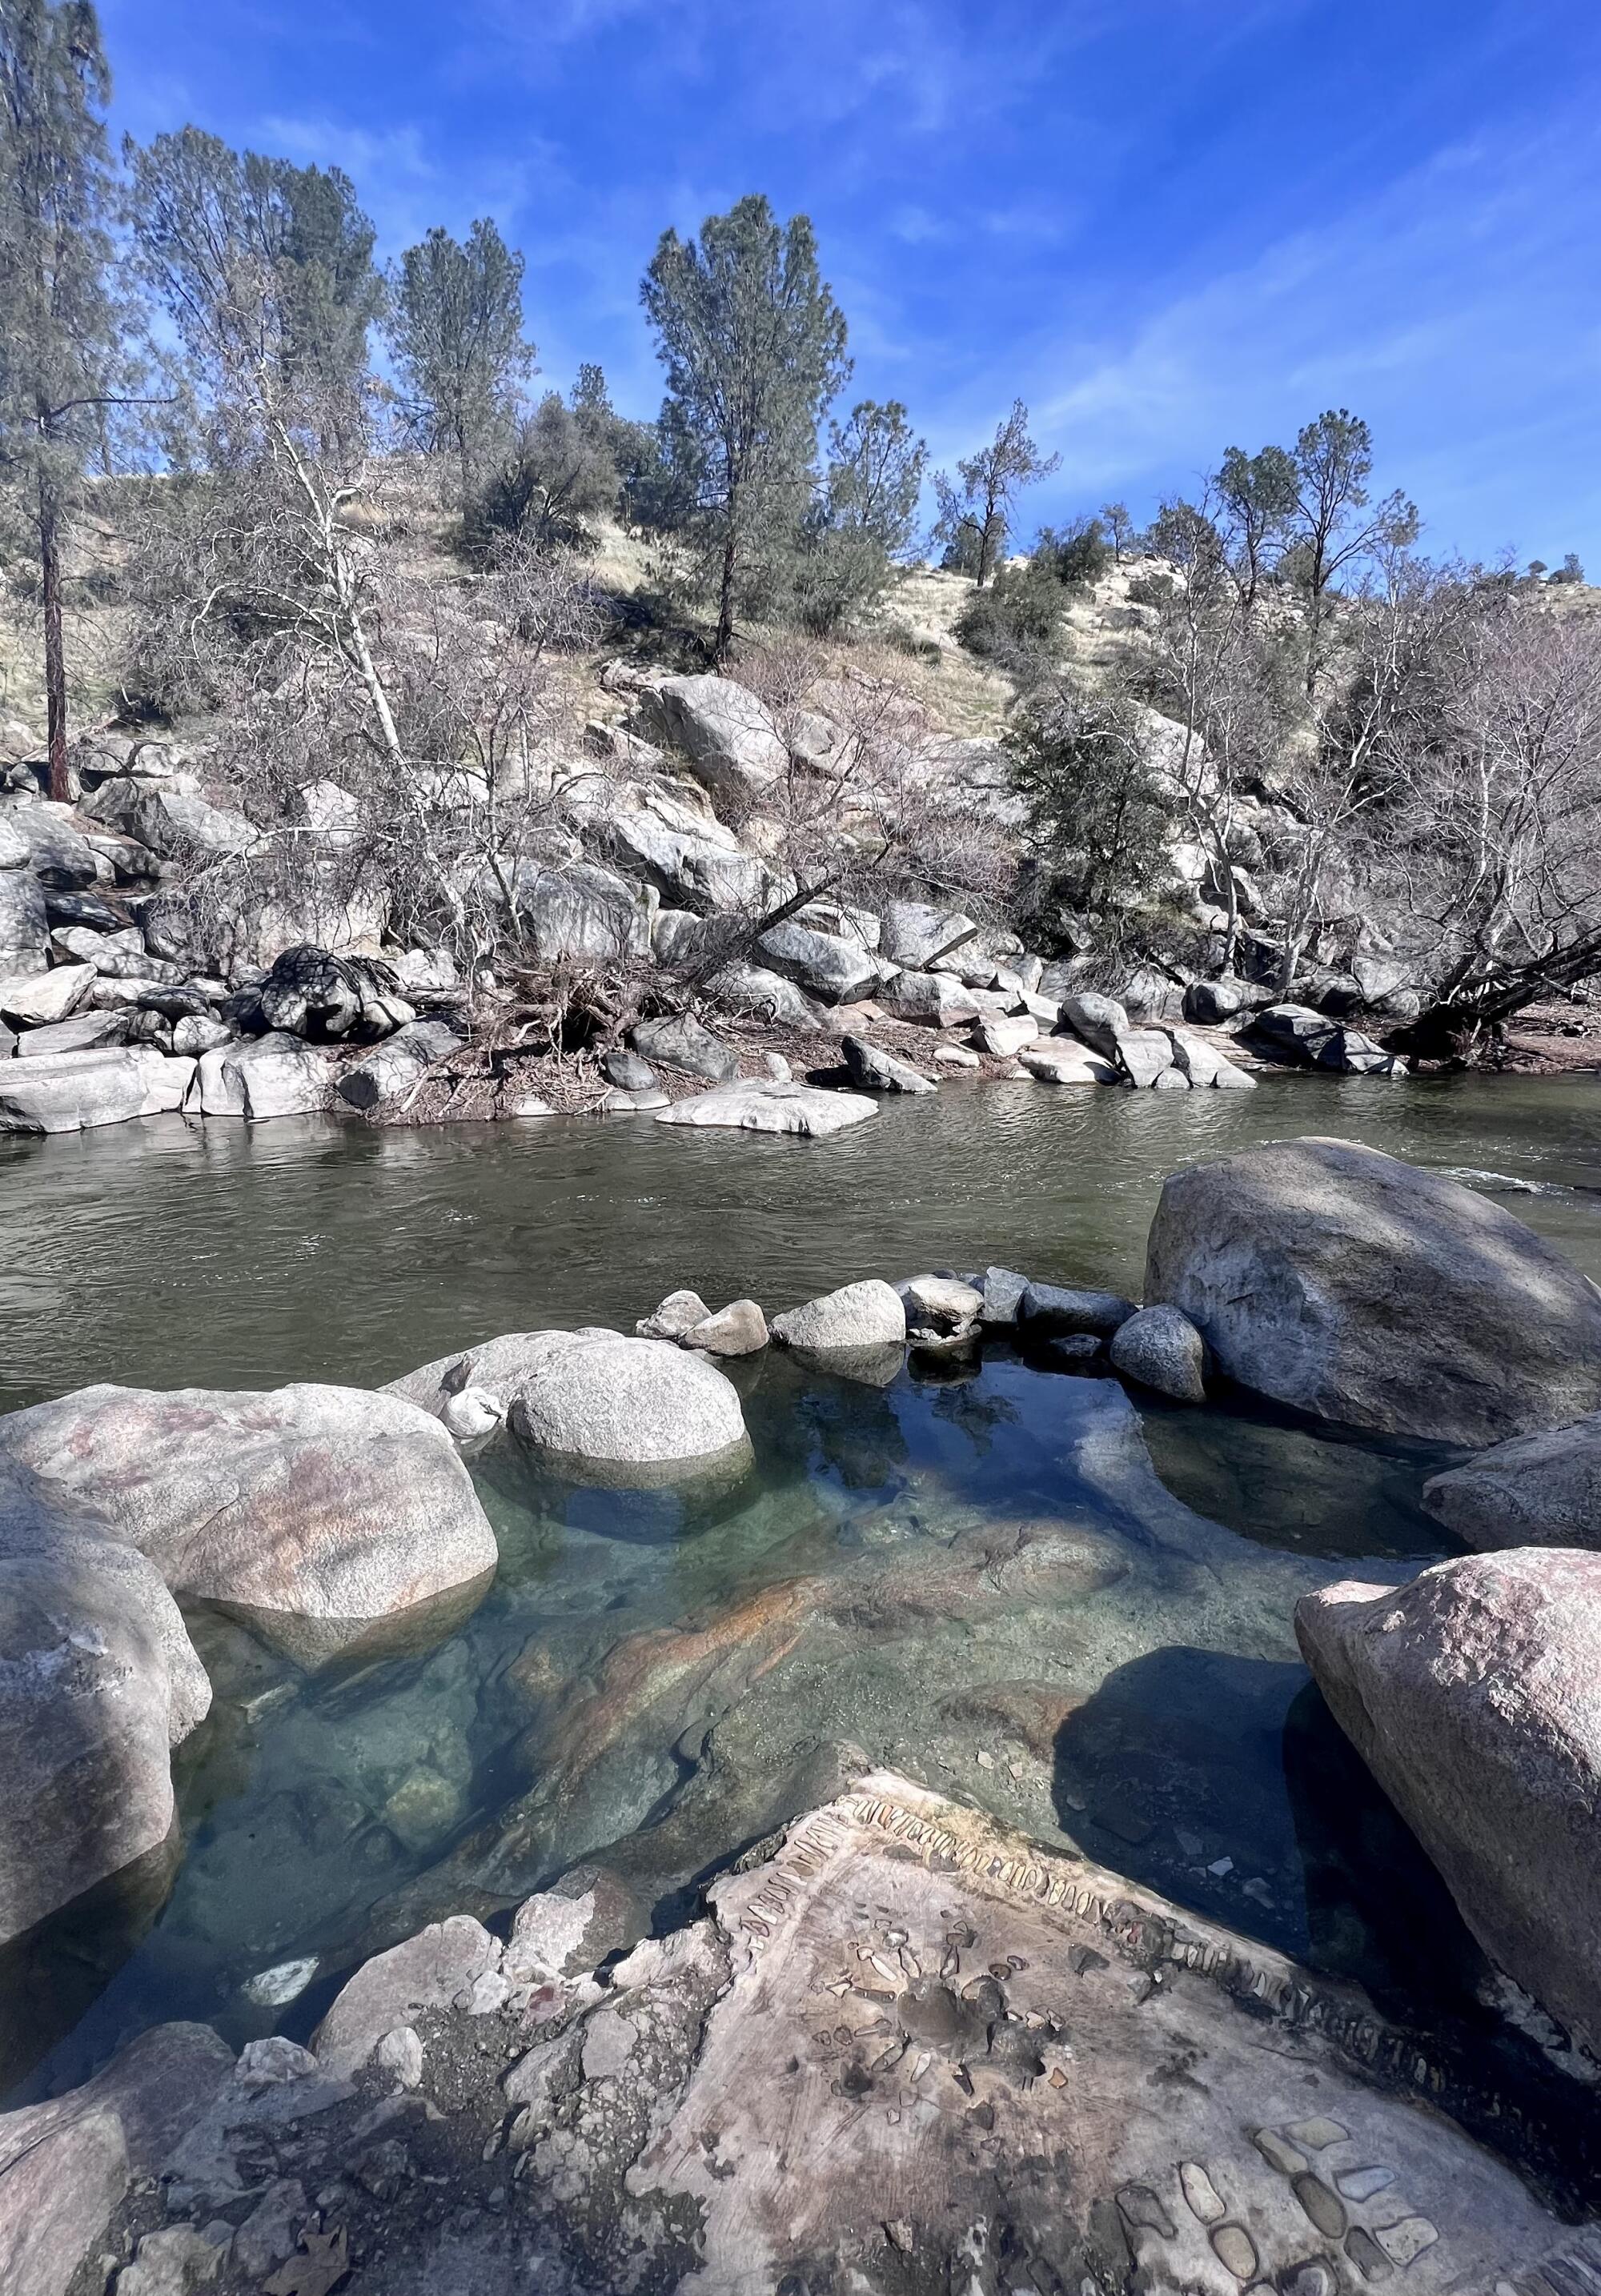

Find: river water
[4,1072,1601,2174]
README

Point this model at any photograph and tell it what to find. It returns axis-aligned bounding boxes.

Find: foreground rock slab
[107,1771,1591,2296]
[1146,1136,1601,1444]
[1298,1549,1601,2057]
[0,1383,497,1626]
[656,1076,877,1137]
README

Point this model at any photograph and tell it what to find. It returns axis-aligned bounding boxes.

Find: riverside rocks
[656,1077,877,1136]
[772,1277,906,1353]
[0,1384,497,1625]
[1297,1551,1601,2054]
[1145,1136,1601,1444]
[841,1032,935,1092]
[0,2022,234,2296]
[0,1459,211,1947]
[0,1044,194,1132]
[1018,1040,1117,1084]
[1019,1280,1137,1338]
[1423,1413,1601,1549]
[755,919,880,1004]
[629,1011,740,1082]
[336,1019,459,1112]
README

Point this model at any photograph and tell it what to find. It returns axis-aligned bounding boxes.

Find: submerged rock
[656,1077,877,1137]
[0,1383,497,1625]
[1298,1549,1601,2054]
[1145,1136,1601,1444]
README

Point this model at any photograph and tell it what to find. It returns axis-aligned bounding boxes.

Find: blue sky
[99,0,1601,570]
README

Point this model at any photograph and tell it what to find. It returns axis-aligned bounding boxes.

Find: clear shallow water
[4,1071,1601,2169]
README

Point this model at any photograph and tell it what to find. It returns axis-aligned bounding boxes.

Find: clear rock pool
[4,1069,1600,2182]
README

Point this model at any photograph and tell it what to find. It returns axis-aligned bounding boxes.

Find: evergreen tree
[822,399,925,560]
[1290,408,1418,691]
[641,193,849,663]
[389,217,534,495]
[1214,441,1297,611]
[0,0,137,795]
[932,400,1059,588]
[126,127,383,463]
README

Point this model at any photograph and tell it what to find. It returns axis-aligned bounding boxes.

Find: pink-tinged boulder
[0,1383,497,1625]
[1145,1136,1601,1444]
[1296,1549,1601,2050]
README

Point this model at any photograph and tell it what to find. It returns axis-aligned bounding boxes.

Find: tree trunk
[715,521,738,667]
[38,473,70,802]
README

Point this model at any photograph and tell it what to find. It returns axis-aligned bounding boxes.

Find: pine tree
[0,0,134,796]
[932,401,1059,589]
[641,194,849,663]
[389,218,534,496]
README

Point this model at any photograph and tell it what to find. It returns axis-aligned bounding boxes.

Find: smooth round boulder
[1144,1136,1601,1445]
[1108,1304,1207,1402]
[0,1383,498,1623]
[507,1330,748,1471]
[1297,1550,1601,2054]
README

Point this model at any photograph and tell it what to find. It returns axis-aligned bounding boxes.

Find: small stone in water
[1207,1857,1234,1877]
[243,1957,319,2008]
[975,1749,995,1770]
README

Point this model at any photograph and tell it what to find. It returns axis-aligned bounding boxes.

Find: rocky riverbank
[6,1136,1601,2291]
[0,669,1424,1140]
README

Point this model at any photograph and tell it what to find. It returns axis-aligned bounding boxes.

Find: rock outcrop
[0,1384,497,1625]
[1297,1550,1601,2054]
[1144,1136,1601,1444]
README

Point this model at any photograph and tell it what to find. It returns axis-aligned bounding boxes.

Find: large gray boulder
[756,920,880,1004]
[0,961,93,1027]
[879,968,980,1028]
[878,901,978,972]
[0,1456,211,1948]
[1249,1002,1406,1076]
[1057,989,1130,1059]
[212,1033,339,1120]
[122,787,255,863]
[841,1034,934,1094]
[337,1020,459,1112]
[1297,1550,1601,2054]
[643,675,788,808]
[630,1012,740,1083]
[1423,1412,1601,1550]
[704,960,818,1027]
[0,1044,193,1133]
[0,1384,497,1624]
[656,1078,876,1137]
[506,1329,748,1470]
[0,804,98,888]
[502,861,656,965]
[1145,1137,1601,1445]
[1113,1025,1175,1088]
[0,868,49,974]
[772,1279,906,1353]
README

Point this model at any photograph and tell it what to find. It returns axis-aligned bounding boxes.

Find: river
[4,1071,1599,2180]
